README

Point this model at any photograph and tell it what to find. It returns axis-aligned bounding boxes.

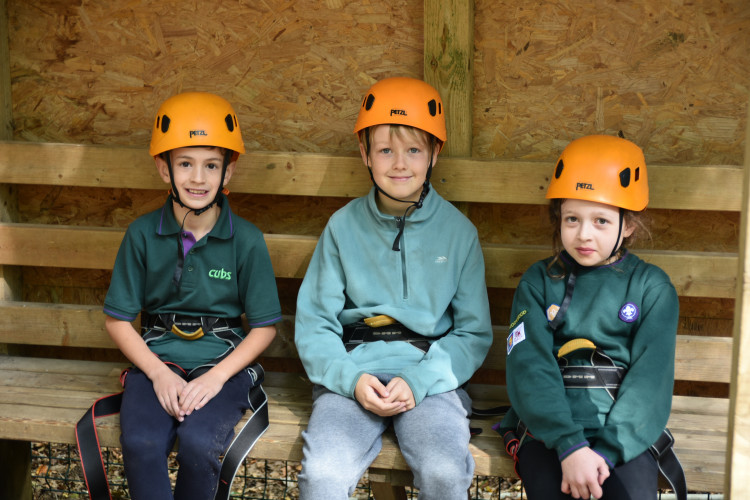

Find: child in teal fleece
[498,135,680,499]
[294,77,492,499]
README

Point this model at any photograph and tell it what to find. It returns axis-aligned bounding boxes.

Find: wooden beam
[0,223,737,297]
[0,2,31,497]
[0,299,730,384]
[424,0,474,157]
[0,0,10,140]
[726,97,750,497]
[0,142,743,210]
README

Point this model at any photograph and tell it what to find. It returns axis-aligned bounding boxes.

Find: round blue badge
[619,302,639,323]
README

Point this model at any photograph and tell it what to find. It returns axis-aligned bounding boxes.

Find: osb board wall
[8,0,749,162]
[5,0,748,363]
[9,0,424,152]
[473,0,750,165]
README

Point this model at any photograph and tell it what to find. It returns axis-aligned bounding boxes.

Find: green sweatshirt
[499,251,678,467]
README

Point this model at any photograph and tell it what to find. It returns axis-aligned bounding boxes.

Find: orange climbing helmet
[149,91,245,159]
[353,77,446,150]
[546,135,649,211]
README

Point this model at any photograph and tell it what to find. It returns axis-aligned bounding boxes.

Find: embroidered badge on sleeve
[507,322,526,355]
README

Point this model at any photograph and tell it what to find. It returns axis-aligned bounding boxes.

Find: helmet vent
[225,114,234,132]
[364,93,375,111]
[635,167,640,182]
[554,159,564,179]
[428,99,438,117]
[619,168,631,188]
[161,115,170,133]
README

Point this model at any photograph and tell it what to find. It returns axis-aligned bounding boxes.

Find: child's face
[360,124,438,216]
[560,198,634,267]
[156,146,235,212]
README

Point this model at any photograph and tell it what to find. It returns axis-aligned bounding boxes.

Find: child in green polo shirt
[102,92,282,499]
[497,135,682,499]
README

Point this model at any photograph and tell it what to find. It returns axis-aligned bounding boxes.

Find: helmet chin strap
[609,207,625,260]
[364,130,434,251]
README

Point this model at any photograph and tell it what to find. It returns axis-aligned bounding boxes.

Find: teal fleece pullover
[295,187,493,406]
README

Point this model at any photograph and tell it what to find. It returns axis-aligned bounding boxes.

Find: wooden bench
[0,140,740,498]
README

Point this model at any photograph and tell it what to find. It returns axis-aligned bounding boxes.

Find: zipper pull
[392,216,405,251]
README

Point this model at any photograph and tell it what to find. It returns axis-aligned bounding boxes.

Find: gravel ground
[31,443,526,499]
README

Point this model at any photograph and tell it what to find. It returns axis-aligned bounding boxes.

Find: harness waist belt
[342,321,446,354]
[141,312,243,341]
[560,365,625,390]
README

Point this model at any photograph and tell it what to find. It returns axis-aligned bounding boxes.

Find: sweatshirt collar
[365,185,437,223]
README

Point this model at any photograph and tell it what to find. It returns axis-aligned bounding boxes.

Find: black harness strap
[342,321,447,354]
[75,392,123,500]
[650,429,688,500]
[213,364,269,500]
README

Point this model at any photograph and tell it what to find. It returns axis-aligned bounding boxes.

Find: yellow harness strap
[171,323,205,340]
[557,338,597,359]
[363,315,397,328]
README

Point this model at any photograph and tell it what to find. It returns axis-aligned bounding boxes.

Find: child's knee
[120,430,167,458]
[414,457,473,492]
[299,452,361,492]
[176,429,225,460]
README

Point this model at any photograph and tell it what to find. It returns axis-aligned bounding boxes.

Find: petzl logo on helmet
[189,130,208,138]
[576,182,594,190]
[390,109,407,116]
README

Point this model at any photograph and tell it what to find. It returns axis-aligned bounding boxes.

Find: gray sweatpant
[298,374,475,500]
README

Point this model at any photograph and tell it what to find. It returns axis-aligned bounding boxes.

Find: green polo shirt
[104,195,282,368]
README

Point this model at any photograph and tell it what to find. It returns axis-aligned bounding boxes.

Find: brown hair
[358,124,439,157]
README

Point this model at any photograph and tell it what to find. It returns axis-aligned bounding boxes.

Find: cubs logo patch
[546,304,560,322]
[507,322,526,355]
[619,302,639,323]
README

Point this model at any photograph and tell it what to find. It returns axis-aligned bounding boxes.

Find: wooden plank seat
[0,140,740,496]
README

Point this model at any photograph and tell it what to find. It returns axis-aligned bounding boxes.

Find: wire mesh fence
[30,442,522,499]
[31,442,720,500]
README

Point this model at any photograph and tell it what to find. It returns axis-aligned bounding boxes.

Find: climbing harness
[75,316,269,500]
[501,337,687,500]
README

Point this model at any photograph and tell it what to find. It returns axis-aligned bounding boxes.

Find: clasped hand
[560,446,610,499]
[354,374,415,417]
[151,366,225,422]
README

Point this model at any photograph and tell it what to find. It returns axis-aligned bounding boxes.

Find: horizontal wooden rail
[0,223,737,297]
[0,141,743,210]
[0,301,732,384]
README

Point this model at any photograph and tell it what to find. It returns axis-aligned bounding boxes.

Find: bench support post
[0,439,32,500]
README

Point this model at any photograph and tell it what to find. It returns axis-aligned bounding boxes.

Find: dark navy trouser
[517,439,659,500]
[119,366,254,500]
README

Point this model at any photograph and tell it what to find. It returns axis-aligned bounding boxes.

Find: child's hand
[560,447,610,499]
[150,365,188,420]
[383,377,415,411]
[354,374,406,417]
[178,370,226,419]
